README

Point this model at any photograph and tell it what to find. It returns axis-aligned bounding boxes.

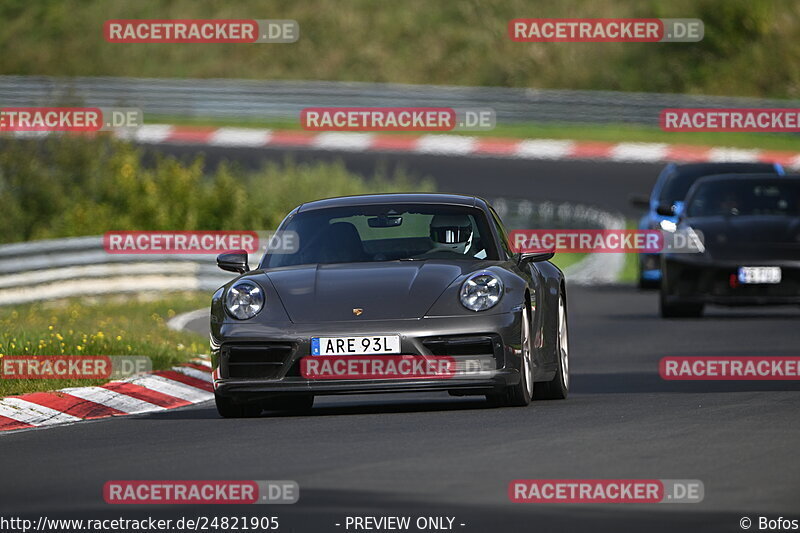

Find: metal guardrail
[0,236,244,306]
[0,200,626,306]
[493,198,626,285]
[1,75,799,126]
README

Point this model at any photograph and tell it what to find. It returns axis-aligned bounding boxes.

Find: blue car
[631,162,784,289]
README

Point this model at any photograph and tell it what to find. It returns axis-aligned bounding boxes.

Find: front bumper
[212,311,523,398]
[662,256,800,306]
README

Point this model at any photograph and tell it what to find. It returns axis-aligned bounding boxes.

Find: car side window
[489,208,514,260]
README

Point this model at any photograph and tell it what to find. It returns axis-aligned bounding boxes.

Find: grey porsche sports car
[210,193,569,417]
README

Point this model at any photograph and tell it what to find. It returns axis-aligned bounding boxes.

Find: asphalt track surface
[2,145,799,532]
[142,144,662,218]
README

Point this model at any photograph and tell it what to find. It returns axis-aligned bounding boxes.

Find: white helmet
[430,214,473,254]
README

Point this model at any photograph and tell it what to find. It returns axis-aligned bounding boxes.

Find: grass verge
[550,252,586,272]
[0,292,209,397]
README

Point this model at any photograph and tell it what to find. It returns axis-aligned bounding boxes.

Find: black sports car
[631,162,783,289]
[661,174,800,317]
[209,193,569,417]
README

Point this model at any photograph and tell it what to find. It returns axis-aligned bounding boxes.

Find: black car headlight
[225,281,265,320]
[460,271,503,312]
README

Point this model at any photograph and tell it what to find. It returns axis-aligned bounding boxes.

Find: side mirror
[518,249,555,264]
[217,250,250,274]
[655,203,675,216]
[629,194,650,209]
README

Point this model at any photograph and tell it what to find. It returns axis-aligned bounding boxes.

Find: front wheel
[534,292,569,400]
[487,304,533,407]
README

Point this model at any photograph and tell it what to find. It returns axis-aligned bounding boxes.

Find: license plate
[737,266,781,284]
[311,335,401,356]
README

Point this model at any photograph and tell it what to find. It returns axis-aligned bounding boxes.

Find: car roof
[692,173,800,186]
[296,193,485,213]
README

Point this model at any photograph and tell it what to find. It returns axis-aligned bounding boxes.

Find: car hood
[264,261,481,323]
[686,216,800,261]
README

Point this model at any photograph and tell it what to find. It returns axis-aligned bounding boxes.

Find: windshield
[658,164,776,206]
[686,180,800,217]
[262,204,498,268]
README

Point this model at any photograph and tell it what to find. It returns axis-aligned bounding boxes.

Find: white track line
[312,132,374,151]
[707,148,761,162]
[171,366,212,382]
[0,398,82,426]
[60,386,164,414]
[126,374,212,403]
[119,124,174,144]
[166,308,209,332]
[415,135,477,155]
[514,139,574,159]
[210,128,272,147]
[611,143,669,162]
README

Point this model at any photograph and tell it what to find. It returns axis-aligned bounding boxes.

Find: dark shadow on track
[139,395,498,420]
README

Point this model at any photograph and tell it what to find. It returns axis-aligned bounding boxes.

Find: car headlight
[460,271,503,312]
[225,281,265,320]
[659,219,677,232]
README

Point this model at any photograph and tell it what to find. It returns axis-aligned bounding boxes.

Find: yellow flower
[56,333,63,341]
[76,346,83,351]
[121,163,134,179]
[48,325,54,331]
[96,331,104,339]
[116,335,122,341]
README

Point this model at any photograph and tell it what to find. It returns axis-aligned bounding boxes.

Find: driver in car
[423,214,486,259]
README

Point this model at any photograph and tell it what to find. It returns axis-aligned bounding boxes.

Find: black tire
[487,304,533,407]
[534,291,569,400]
[638,276,660,290]
[263,394,314,413]
[637,257,660,290]
[215,394,263,418]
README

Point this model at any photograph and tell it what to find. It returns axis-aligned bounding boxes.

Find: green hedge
[0,135,434,243]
